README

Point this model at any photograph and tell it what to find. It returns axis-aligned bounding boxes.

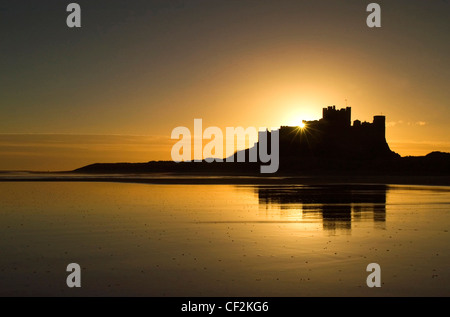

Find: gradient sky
[1,0,449,170]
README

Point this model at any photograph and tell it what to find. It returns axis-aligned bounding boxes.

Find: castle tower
[373,115,386,139]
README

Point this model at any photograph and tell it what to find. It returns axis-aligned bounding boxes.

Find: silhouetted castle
[75,104,450,177]
[261,105,398,160]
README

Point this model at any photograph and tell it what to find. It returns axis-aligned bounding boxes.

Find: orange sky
[1,1,449,170]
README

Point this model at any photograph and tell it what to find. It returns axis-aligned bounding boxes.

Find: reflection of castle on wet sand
[257,184,387,232]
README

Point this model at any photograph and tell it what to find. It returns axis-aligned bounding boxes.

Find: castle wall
[274,107,393,159]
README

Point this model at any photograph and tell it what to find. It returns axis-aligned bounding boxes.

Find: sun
[299,121,306,129]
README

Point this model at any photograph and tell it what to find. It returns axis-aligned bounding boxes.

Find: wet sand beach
[0,179,448,296]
